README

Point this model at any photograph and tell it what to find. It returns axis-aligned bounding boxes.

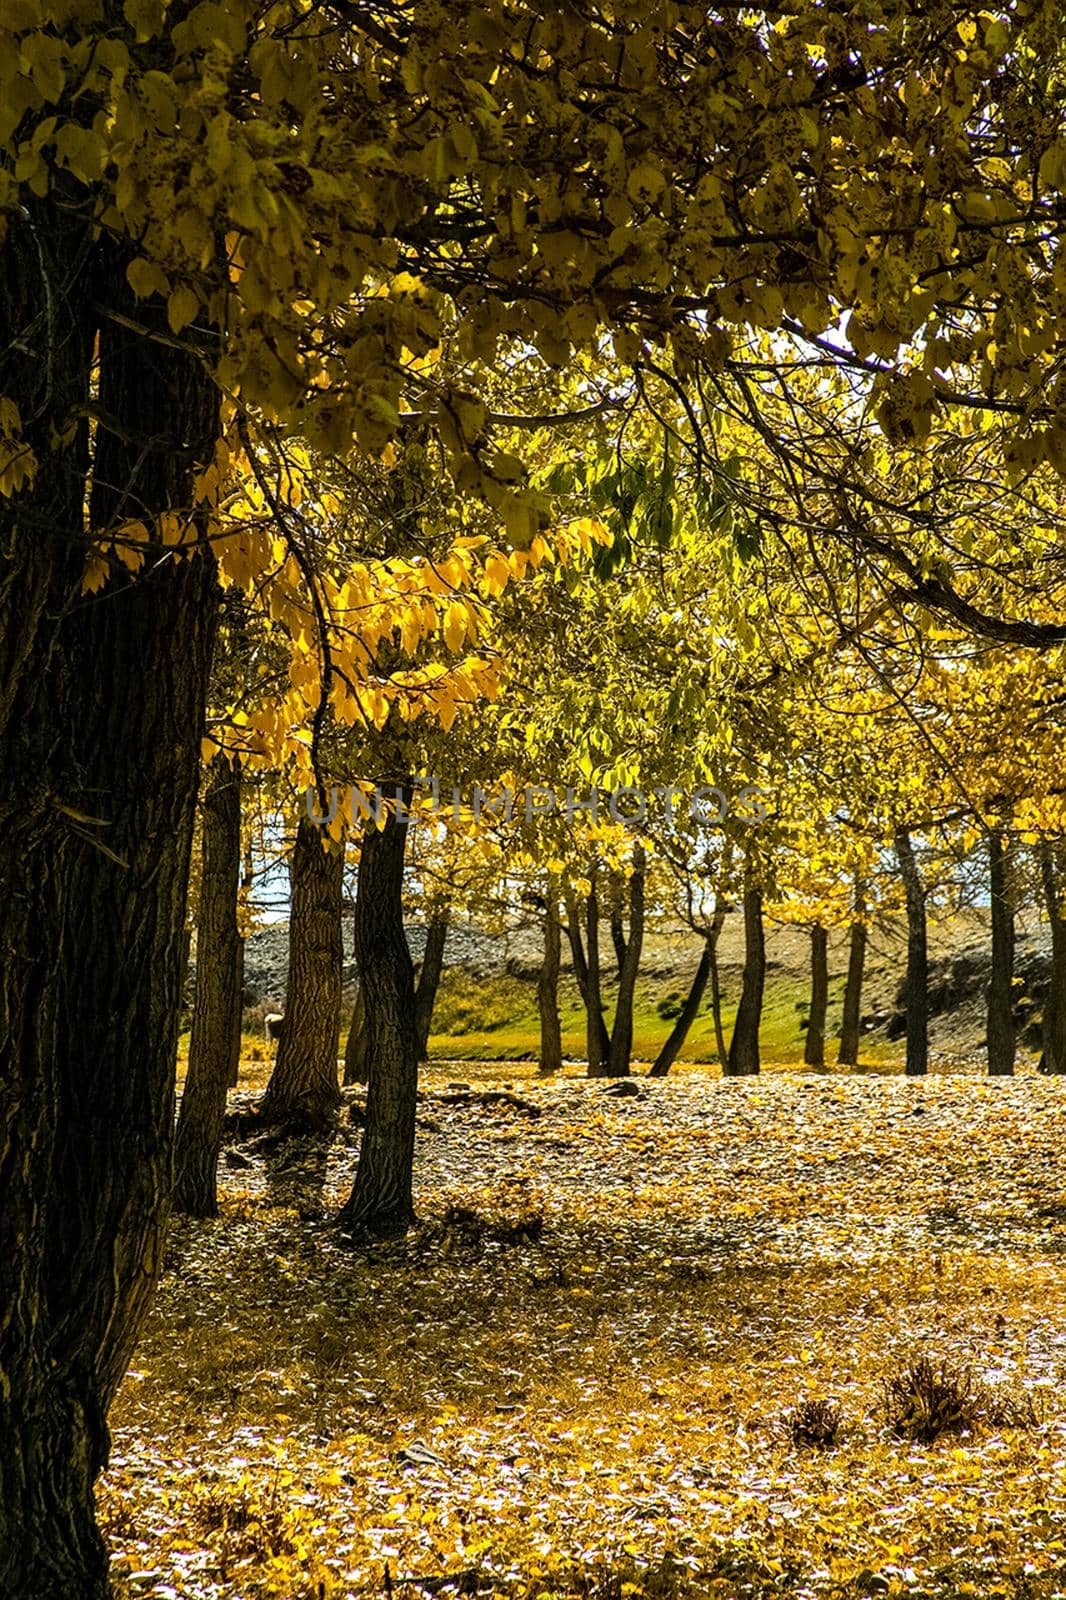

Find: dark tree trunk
[537,888,563,1075]
[987,828,1015,1077]
[895,828,928,1077]
[174,755,244,1216]
[260,816,344,1130]
[607,845,645,1076]
[563,887,611,1067]
[709,930,729,1072]
[584,876,607,1077]
[803,923,829,1068]
[837,887,867,1067]
[726,885,764,1076]
[414,912,449,1058]
[343,981,369,1085]
[649,908,726,1077]
[610,908,628,977]
[1,228,219,1597]
[1040,842,1066,1073]
[337,795,420,1235]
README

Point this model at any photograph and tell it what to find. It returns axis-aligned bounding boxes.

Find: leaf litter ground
[105,1066,1066,1600]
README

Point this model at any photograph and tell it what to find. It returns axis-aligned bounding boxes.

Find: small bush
[784,1397,844,1449]
[881,1356,982,1441]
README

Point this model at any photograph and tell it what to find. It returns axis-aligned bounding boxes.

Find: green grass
[427,966,904,1069]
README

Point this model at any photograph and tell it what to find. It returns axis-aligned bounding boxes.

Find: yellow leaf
[166,285,199,334]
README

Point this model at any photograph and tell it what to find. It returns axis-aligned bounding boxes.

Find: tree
[606,844,646,1077]
[414,913,450,1060]
[174,755,244,1216]
[895,829,929,1078]
[259,816,345,1131]
[804,923,829,1070]
[536,883,564,1075]
[726,880,766,1077]
[986,828,1016,1078]
[838,885,868,1069]
[1039,843,1066,1075]
[337,796,420,1236]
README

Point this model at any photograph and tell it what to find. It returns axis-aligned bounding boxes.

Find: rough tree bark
[414,912,449,1059]
[987,827,1015,1077]
[1040,842,1066,1074]
[649,907,727,1077]
[337,793,420,1234]
[260,815,345,1129]
[1,226,219,1597]
[537,885,564,1075]
[726,884,764,1076]
[895,828,928,1077]
[837,884,867,1068]
[803,923,829,1068]
[174,755,244,1216]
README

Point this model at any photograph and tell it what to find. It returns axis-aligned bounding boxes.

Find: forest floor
[106,1062,1066,1600]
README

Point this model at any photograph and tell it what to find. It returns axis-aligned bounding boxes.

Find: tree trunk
[1,229,219,1597]
[649,909,726,1077]
[837,888,867,1067]
[563,887,610,1067]
[607,845,645,1076]
[337,795,420,1234]
[174,756,244,1216]
[987,827,1015,1077]
[584,875,607,1077]
[537,889,563,1075]
[709,930,729,1072]
[726,884,764,1076]
[1040,841,1066,1073]
[610,909,628,977]
[414,912,449,1058]
[803,923,829,1068]
[343,981,369,1085]
[259,816,344,1130]
[895,828,928,1077]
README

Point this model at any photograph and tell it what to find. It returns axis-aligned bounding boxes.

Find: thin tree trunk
[987,827,1016,1076]
[537,888,563,1075]
[1,227,219,1597]
[837,886,867,1067]
[414,912,449,1058]
[259,816,344,1129]
[585,875,607,1077]
[174,756,244,1216]
[562,886,611,1066]
[337,793,420,1234]
[1040,841,1066,1073]
[709,932,729,1072]
[607,845,645,1076]
[804,922,829,1068]
[726,884,764,1076]
[343,981,368,1085]
[895,827,928,1077]
[649,908,726,1077]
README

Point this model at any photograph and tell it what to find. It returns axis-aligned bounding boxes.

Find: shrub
[881,1356,982,1441]
[784,1396,844,1449]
